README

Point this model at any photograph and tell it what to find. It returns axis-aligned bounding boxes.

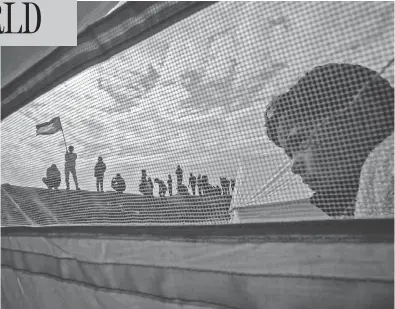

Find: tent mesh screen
[1,2,394,226]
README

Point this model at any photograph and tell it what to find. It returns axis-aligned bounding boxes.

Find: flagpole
[61,128,68,152]
[59,118,68,152]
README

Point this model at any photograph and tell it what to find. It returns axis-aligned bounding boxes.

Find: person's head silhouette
[265,63,394,217]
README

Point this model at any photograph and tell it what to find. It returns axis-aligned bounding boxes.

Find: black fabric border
[2,219,394,243]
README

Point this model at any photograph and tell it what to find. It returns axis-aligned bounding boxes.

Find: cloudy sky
[2,2,394,208]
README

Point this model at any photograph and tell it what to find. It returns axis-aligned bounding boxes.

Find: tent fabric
[1,1,216,120]
[1,184,231,226]
[2,219,394,309]
[1,2,394,308]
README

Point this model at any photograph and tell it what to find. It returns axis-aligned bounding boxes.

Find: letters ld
[0,2,41,34]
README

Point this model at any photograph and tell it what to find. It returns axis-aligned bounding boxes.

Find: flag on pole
[36,117,62,135]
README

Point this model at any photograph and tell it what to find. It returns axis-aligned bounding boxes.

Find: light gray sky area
[2,2,394,209]
[106,1,126,16]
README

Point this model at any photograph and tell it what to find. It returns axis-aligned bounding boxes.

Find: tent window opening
[1,1,394,227]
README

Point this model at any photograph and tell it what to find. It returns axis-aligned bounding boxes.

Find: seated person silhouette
[264,63,394,218]
[154,178,167,197]
[42,164,61,190]
[214,185,222,196]
[111,173,126,193]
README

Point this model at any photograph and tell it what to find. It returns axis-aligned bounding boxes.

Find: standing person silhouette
[147,177,154,196]
[188,173,197,195]
[94,156,106,192]
[167,174,173,196]
[197,174,202,195]
[230,179,236,194]
[176,165,183,187]
[65,145,80,190]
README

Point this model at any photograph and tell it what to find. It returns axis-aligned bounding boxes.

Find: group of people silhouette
[42,147,235,197]
[42,145,126,193]
[42,145,81,191]
[139,165,236,197]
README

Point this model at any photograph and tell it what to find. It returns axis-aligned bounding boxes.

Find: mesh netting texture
[1,2,394,226]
